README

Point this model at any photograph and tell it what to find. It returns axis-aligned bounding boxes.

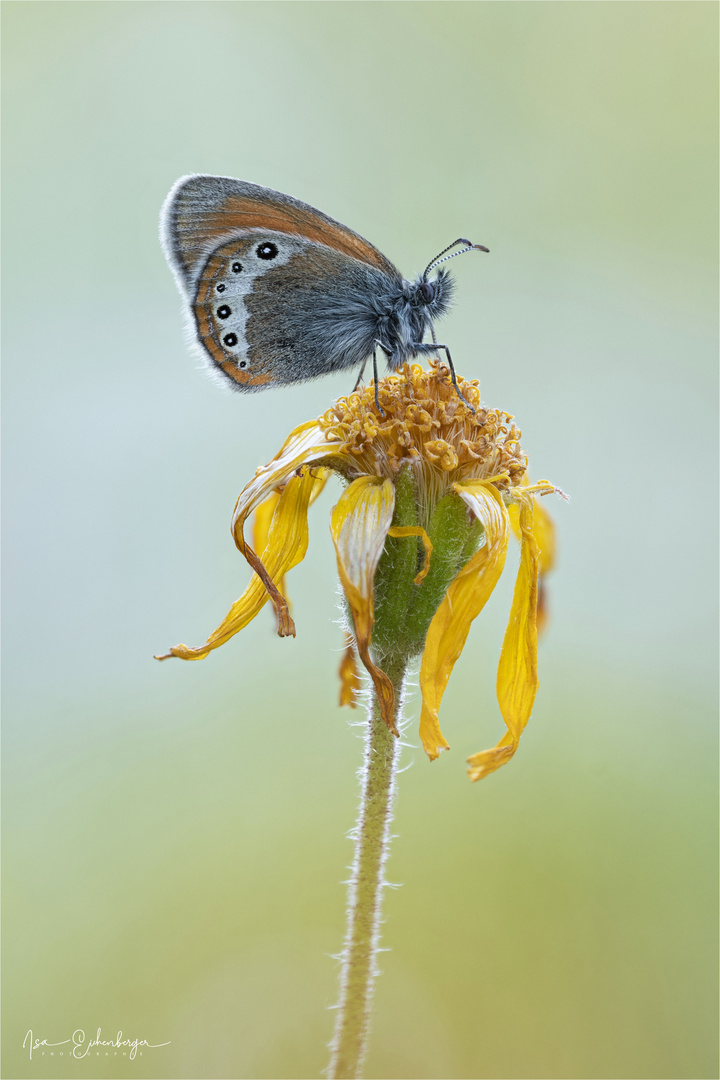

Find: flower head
[157,361,562,780]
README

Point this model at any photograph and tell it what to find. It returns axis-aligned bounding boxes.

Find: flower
[156,361,562,781]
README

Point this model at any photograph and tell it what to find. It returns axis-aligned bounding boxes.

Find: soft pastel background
[2,3,717,1079]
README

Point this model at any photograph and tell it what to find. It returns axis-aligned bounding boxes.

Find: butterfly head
[408,267,453,318]
[409,237,489,315]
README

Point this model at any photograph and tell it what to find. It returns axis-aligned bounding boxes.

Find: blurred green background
[2,3,717,1078]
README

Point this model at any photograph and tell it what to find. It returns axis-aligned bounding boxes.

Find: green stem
[328,658,405,1080]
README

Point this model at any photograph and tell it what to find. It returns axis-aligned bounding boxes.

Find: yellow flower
[157,361,562,781]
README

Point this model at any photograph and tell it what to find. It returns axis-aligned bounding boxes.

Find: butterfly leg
[372,346,388,417]
[416,342,476,413]
[352,357,368,393]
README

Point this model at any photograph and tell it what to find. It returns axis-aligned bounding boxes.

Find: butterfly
[160,174,488,403]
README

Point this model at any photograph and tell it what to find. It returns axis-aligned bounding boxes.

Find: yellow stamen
[317,362,527,490]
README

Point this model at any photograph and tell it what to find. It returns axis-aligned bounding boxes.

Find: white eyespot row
[202,234,303,367]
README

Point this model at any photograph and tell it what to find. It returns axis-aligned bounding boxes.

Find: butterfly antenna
[423,238,490,280]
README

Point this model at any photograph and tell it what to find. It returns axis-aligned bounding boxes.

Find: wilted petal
[331,476,397,732]
[508,480,557,635]
[529,493,555,635]
[507,477,556,575]
[530,495,556,575]
[252,490,287,606]
[232,422,340,548]
[156,468,320,661]
[418,481,510,760]
[386,525,433,583]
[338,632,362,708]
[252,468,332,612]
[467,497,540,780]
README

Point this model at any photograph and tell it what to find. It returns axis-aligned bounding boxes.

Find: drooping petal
[532,497,555,635]
[338,632,362,708]
[331,476,397,732]
[507,478,556,575]
[418,481,510,760]
[252,490,287,602]
[530,495,556,576]
[156,467,320,661]
[231,422,340,552]
[236,465,330,631]
[508,480,557,635]
[386,525,433,583]
[251,468,332,612]
[467,496,540,780]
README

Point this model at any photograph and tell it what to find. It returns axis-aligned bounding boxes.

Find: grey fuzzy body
[240,239,454,387]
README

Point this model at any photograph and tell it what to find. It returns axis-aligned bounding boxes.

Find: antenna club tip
[474,244,490,253]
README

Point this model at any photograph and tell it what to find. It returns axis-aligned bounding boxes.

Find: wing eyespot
[256,242,278,261]
[231,262,243,273]
[217,305,231,319]
[223,333,238,347]
[216,283,226,292]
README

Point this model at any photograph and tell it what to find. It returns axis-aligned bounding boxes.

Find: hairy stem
[328,658,405,1079]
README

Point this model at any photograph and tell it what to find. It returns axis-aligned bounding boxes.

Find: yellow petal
[331,476,397,733]
[156,468,319,661]
[338,632,362,708]
[508,478,557,637]
[386,525,433,583]
[251,468,331,612]
[507,479,556,575]
[531,495,556,576]
[467,497,540,780]
[252,490,282,551]
[252,491,287,601]
[418,482,510,760]
[237,465,329,631]
[231,422,340,552]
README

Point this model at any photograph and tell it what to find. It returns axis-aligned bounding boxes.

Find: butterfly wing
[161,174,398,294]
[161,175,402,390]
[191,229,401,389]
